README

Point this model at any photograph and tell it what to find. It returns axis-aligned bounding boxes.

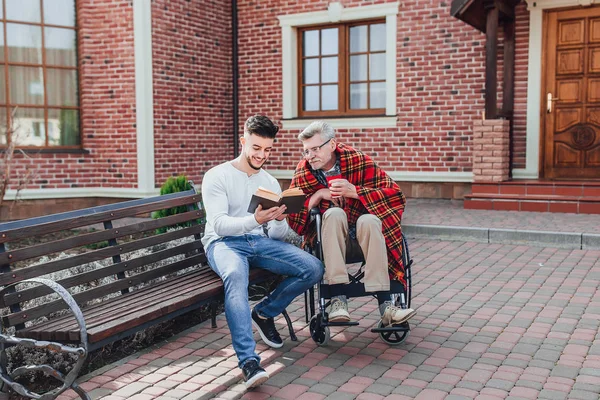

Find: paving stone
[364,383,394,395]
[572,383,600,393]
[356,364,388,379]
[455,381,485,391]
[426,382,454,393]
[324,392,357,400]
[486,379,516,391]
[318,358,346,369]
[538,389,569,400]
[391,385,422,397]
[321,371,354,386]
[407,370,437,383]
[308,383,339,395]
[447,357,477,370]
[515,379,544,391]
[293,377,319,387]
[534,350,561,363]
[445,395,473,400]
[266,372,298,388]
[399,353,428,366]
[567,390,600,400]
[550,365,580,380]
[528,359,557,369]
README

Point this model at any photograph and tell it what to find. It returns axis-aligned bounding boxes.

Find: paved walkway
[58,234,600,400]
[402,199,600,249]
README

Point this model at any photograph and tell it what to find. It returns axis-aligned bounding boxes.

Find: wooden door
[544,7,600,179]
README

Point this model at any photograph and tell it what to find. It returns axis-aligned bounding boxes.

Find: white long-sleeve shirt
[201,161,289,249]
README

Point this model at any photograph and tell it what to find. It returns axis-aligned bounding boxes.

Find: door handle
[547,92,559,113]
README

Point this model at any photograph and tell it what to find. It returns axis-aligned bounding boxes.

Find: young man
[201,115,323,389]
[288,121,416,326]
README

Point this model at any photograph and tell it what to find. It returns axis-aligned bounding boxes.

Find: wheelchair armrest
[309,207,322,217]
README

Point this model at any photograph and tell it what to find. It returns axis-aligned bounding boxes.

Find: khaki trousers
[321,207,390,292]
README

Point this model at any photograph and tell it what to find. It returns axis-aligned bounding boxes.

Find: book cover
[247,187,305,214]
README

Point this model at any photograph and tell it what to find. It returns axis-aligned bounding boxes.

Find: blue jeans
[206,234,323,368]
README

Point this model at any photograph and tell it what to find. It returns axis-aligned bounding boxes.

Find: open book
[247,186,305,214]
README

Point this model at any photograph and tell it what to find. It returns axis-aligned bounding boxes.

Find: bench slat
[41,269,219,342]
[86,268,273,343]
[1,240,204,307]
[0,210,203,265]
[0,224,203,287]
[0,191,201,243]
[2,253,206,327]
[17,268,274,343]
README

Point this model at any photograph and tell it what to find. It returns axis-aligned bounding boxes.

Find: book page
[255,186,280,202]
[281,187,303,197]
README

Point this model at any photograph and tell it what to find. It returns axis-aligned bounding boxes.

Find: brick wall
[152,0,233,186]
[237,1,486,173]
[6,0,138,191]
[237,1,531,174]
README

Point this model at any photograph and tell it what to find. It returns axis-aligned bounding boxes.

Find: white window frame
[278,2,399,129]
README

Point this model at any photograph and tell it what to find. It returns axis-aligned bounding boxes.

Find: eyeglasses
[301,138,332,158]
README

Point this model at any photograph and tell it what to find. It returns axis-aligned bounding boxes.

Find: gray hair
[298,121,335,141]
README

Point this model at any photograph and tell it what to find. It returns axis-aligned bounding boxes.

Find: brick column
[472,119,510,182]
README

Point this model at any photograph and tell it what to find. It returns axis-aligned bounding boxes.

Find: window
[0,0,80,147]
[299,21,386,117]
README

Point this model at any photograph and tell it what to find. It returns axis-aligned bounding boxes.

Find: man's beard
[246,155,265,171]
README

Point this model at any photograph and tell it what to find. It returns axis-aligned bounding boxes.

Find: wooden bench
[0,188,295,400]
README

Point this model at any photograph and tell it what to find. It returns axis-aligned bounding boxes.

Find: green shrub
[152,176,202,233]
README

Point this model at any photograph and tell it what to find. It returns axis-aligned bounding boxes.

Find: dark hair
[244,115,279,139]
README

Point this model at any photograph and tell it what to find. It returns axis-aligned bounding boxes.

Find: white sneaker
[328,298,351,322]
[381,305,416,327]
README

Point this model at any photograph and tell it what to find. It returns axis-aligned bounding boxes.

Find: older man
[287,121,416,325]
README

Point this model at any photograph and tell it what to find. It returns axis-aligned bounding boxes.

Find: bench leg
[210,302,218,329]
[281,310,297,341]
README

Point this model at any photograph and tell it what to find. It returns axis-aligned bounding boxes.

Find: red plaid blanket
[287,143,407,286]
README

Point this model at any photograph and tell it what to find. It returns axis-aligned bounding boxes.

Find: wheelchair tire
[309,315,330,346]
[377,320,409,345]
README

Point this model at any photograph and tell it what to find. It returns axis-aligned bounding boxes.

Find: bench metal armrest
[0,278,90,400]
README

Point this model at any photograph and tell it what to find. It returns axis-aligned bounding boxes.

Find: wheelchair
[304,208,413,346]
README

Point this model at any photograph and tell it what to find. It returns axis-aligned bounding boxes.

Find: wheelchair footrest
[325,321,360,327]
[371,325,409,333]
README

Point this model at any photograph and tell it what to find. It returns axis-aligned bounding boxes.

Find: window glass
[43,0,76,27]
[46,68,78,107]
[303,30,319,57]
[303,86,319,111]
[7,23,43,64]
[12,107,45,146]
[9,66,45,105]
[0,108,6,145]
[350,83,367,109]
[369,53,386,80]
[321,57,338,83]
[321,85,338,111]
[321,28,338,55]
[350,55,367,82]
[370,24,386,52]
[350,26,367,53]
[370,82,386,108]
[303,58,319,85]
[48,108,80,146]
[0,23,3,62]
[6,0,41,23]
[0,66,5,103]
[45,27,77,67]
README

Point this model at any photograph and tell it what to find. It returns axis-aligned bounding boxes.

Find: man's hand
[308,188,331,210]
[329,179,358,199]
[254,204,287,225]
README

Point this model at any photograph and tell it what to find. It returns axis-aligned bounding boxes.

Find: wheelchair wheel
[309,314,330,346]
[378,320,409,345]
